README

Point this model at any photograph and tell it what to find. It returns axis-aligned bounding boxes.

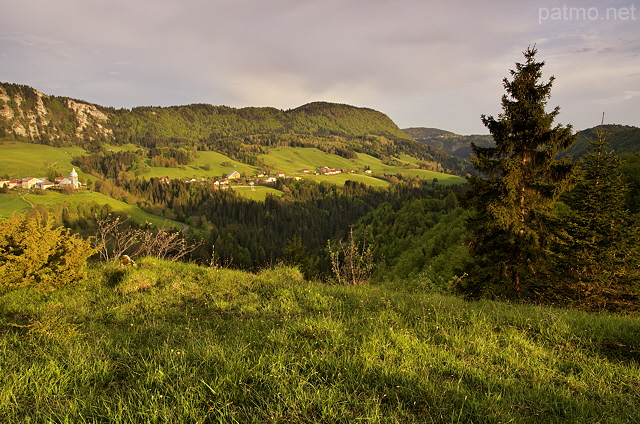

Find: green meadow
[259,147,359,174]
[0,141,87,179]
[306,173,391,188]
[230,185,284,201]
[258,147,464,185]
[1,258,638,423]
[143,150,259,180]
[0,190,183,229]
[103,143,142,152]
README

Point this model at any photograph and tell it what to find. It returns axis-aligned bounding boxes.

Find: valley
[1,60,640,423]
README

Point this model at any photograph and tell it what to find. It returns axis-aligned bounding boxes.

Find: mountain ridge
[0,82,470,175]
[403,124,640,161]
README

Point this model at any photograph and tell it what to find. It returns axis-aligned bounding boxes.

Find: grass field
[259,147,466,186]
[0,141,87,179]
[395,169,466,185]
[259,147,359,174]
[231,185,284,201]
[306,173,391,188]
[0,258,638,423]
[0,190,183,229]
[103,143,141,152]
[142,150,258,180]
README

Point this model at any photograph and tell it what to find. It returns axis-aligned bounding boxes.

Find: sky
[1,0,638,134]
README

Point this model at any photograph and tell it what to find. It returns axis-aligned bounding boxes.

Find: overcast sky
[1,0,638,134]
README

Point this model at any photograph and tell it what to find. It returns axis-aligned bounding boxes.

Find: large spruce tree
[465,47,576,298]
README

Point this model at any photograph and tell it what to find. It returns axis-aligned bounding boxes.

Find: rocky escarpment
[0,83,114,147]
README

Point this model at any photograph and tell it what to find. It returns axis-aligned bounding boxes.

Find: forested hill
[563,125,640,158]
[402,127,494,161]
[404,124,640,162]
[0,82,469,174]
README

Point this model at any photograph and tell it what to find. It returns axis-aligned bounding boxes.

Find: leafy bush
[0,214,97,290]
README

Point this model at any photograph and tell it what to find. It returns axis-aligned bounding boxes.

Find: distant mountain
[564,125,640,158]
[402,127,493,162]
[402,127,457,139]
[404,124,640,162]
[0,82,469,175]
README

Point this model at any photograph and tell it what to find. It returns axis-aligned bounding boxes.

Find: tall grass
[1,258,638,423]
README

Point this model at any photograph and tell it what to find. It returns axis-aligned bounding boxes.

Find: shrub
[0,214,98,290]
[328,228,374,285]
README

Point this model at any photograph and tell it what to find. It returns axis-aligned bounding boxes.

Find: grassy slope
[0,190,182,229]
[227,185,284,201]
[0,141,87,179]
[259,147,465,185]
[143,150,259,180]
[1,258,638,423]
[259,147,359,173]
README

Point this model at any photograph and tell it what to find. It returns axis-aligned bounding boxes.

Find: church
[57,168,80,189]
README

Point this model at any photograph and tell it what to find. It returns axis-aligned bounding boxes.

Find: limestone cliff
[0,82,114,147]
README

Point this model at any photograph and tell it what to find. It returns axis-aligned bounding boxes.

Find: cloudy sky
[1,0,638,134]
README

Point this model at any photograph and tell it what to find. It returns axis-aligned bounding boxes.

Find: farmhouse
[226,170,241,179]
[319,166,341,175]
[37,180,55,190]
[21,177,41,189]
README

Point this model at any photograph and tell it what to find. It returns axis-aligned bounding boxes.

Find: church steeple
[70,168,79,188]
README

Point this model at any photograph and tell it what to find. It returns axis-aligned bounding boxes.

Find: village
[0,168,81,191]
[160,165,373,190]
[1,165,374,192]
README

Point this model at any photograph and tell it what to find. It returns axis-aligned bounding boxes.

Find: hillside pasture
[306,173,390,188]
[143,150,258,180]
[259,147,464,186]
[227,185,284,201]
[0,190,182,229]
[102,143,141,152]
[0,141,87,179]
[259,147,359,174]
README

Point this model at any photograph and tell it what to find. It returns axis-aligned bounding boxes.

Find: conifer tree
[465,47,576,298]
[553,122,639,311]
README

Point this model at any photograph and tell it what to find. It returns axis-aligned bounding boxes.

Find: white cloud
[595,90,640,105]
